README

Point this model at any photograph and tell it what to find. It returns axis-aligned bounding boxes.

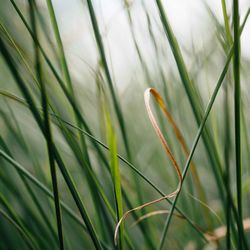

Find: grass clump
[0,0,250,249]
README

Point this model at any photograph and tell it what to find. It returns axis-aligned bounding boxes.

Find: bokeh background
[0,0,250,249]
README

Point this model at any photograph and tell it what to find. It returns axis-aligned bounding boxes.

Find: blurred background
[0,0,250,249]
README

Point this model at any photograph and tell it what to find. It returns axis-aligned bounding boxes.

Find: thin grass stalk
[233,1,244,249]
[85,0,132,164]
[221,0,233,45]
[29,0,64,248]
[104,108,125,250]
[220,1,233,247]
[224,82,232,250]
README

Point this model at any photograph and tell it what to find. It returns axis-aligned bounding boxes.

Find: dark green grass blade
[224,82,232,249]
[220,1,233,248]
[233,1,244,248]
[29,1,64,248]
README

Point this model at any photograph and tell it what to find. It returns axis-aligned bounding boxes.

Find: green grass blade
[29,1,64,248]
[233,1,244,248]
[85,0,131,162]
[104,107,124,249]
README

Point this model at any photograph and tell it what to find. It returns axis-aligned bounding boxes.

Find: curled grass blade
[114,88,182,244]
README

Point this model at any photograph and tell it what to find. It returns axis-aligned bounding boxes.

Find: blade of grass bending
[157,34,247,249]
[0,37,103,250]
[114,88,183,245]
[3,90,211,244]
[29,1,64,248]
[233,1,244,249]
[47,114,205,242]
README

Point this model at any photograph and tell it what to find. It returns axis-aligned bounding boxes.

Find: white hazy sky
[46,0,250,86]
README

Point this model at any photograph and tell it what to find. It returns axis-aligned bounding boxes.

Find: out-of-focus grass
[0,0,250,249]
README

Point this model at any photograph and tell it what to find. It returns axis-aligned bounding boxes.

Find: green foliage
[0,0,250,249]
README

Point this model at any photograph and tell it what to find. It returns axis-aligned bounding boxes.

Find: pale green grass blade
[104,107,125,249]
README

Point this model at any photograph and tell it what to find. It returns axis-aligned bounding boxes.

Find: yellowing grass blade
[114,88,182,244]
[104,107,125,249]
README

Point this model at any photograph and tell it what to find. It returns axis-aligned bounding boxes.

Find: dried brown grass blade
[148,87,206,208]
[130,210,185,227]
[114,88,182,244]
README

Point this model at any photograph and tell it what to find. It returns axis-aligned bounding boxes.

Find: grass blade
[29,1,64,248]
[104,107,125,249]
[233,1,244,248]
